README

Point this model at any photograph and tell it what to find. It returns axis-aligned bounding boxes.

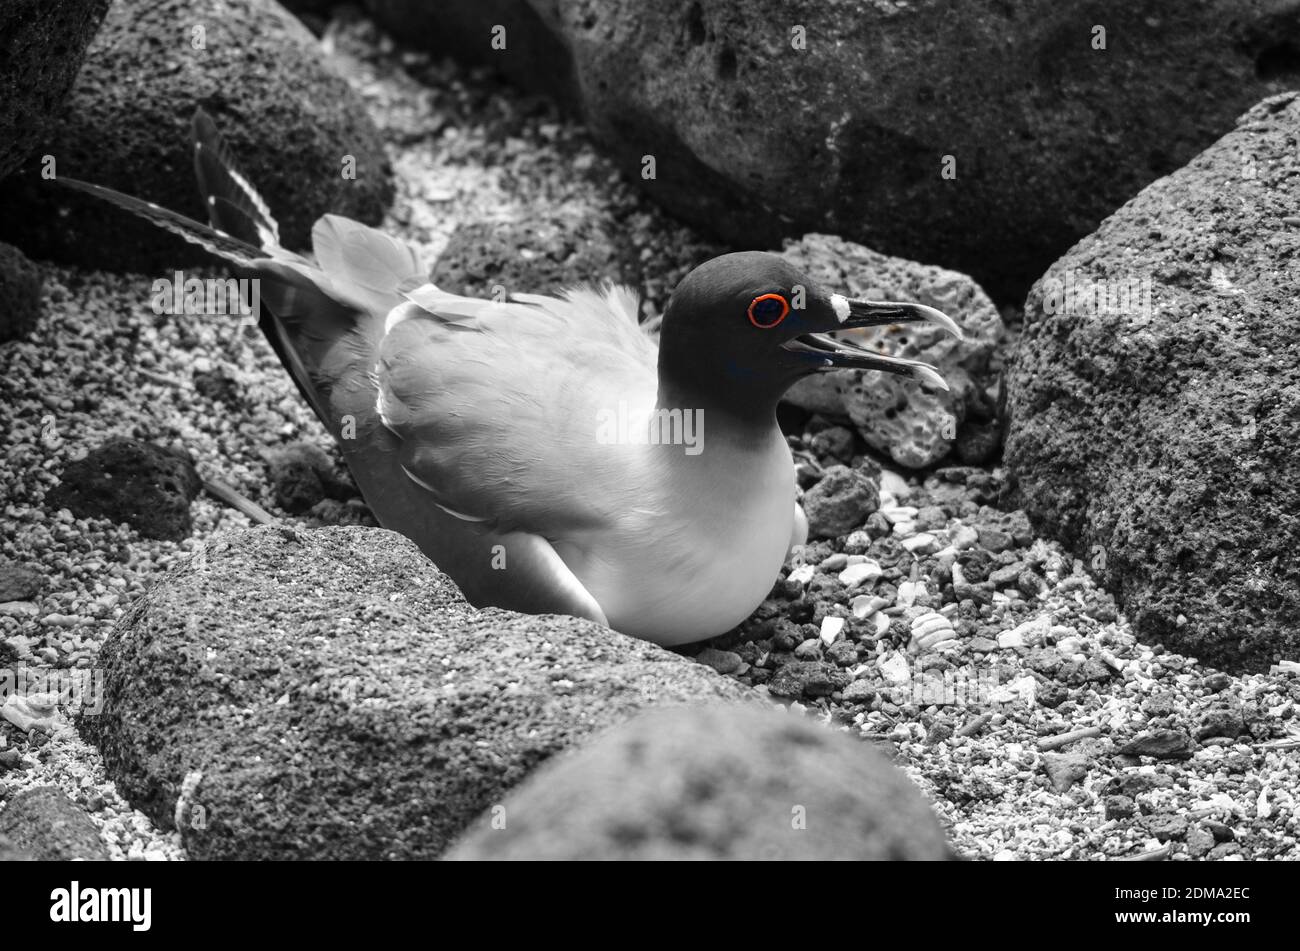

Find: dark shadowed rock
[446,704,953,860]
[0,0,110,181]
[1118,730,1196,761]
[1005,93,1300,672]
[0,786,108,860]
[260,441,355,514]
[0,0,392,270]
[81,525,747,860]
[1104,795,1135,820]
[370,0,1300,301]
[954,419,1002,465]
[366,0,575,102]
[0,241,43,343]
[1196,707,1247,741]
[275,0,338,33]
[766,660,850,699]
[46,438,201,541]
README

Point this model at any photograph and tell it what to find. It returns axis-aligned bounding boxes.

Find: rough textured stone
[1118,730,1196,761]
[780,235,1003,468]
[370,0,1300,301]
[0,0,392,270]
[1042,752,1090,792]
[260,441,355,515]
[0,0,110,181]
[0,557,41,603]
[766,660,849,699]
[46,437,201,541]
[1140,813,1190,842]
[1196,708,1247,741]
[81,525,748,860]
[0,786,108,860]
[0,834,34,861]
[1005,93,1300,673]
[1104,794,1135,820]
[1186,826,1217,858]
[802,464,880,539]
[446,704,953,860]
[46,438,201,541]
[0,241,43,343]
[693,647,742,675]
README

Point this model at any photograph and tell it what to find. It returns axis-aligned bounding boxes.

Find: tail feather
[55,108,425,443]
[192,108,280,251]
[57,176,264,268]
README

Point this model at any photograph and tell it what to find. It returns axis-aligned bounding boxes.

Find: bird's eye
[747,293,789,328]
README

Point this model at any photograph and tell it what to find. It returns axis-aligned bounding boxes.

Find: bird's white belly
[556,434,796,645]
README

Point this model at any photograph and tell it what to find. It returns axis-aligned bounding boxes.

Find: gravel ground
[692,453,1300,860]
[1,12,1295,860]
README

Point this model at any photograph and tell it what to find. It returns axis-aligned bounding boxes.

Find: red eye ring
[747,293,790,328]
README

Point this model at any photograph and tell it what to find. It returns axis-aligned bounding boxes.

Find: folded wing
[375,283,659,537]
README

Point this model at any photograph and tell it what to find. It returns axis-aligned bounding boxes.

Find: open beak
[783,298,964,391]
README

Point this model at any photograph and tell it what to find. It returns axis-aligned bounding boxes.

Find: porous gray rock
[0,0,392,270]
[0,0,110,181]
[369,0,1300,301]
[1005,92,1300,672]
[446,704,953,860]
[0,786,108,861]
[780,234,1003,469]
[82,525,748,860]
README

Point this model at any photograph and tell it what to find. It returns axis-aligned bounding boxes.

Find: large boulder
[81,525,748,859]
[0,0,392,271]
[0,0,110,181]
[780,234,1003,469]
[366,0,576,103]
[446,704,954,860]
[366,0,1300,302]
[1004,92,1300,673]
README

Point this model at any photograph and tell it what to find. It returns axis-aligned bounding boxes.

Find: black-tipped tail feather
[55,109,426,445]
[54,174,335,427]
[56,177,265,268]
[191,108,281,251]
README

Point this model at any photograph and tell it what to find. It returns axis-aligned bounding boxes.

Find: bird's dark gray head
[656,251,962,427]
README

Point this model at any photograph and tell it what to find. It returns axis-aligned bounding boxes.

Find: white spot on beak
[830,294,850,323]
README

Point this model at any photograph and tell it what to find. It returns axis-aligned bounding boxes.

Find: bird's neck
[654,376,782,449]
